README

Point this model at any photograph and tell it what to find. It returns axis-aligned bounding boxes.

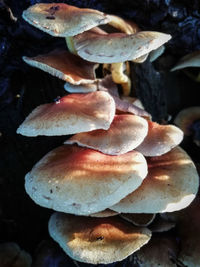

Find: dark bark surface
[1,0,200,266]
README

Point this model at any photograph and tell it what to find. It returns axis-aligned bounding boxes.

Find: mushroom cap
[25,145,148,215]
[171,50,200,71]
[22,3,110,37]
[23,50,98,85]
[73,28,171,63]
[136,120,184,156]
[64,82,97,93]
[134,236,178,267]
[120,213,156,227]
[174,106,200,135]
[111,146,199,213]
[64,114,148,155]
[17,91,115,137]
[89,209,118,218]
[48,212,152,264]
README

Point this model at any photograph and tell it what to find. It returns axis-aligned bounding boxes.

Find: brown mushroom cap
[17,91,115,137]
[64,114,148,155]
[136,120,183,156]
[48,212,152,264]
[133,236,178,267]
[111,146,199,213]
[171,50,200,71]
[174,106,200,135]
[22,3,110,37]
[25,145,148,215]
[23,50,98,85]
[73,28,171,63]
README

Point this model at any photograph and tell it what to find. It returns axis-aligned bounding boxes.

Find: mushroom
[23,49,98,85]
[136,120,184,156]
[17,91,115,136]
[171,50,200,82]
[120,213,156,227]
[174,106,200,146]
[89,209,119,218]
[25,145,148,215]
[111,146,199,213]
[64,114,148,155]
[48,212,152,264]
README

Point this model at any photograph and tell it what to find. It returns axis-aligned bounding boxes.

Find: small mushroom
[64,114,148,155]
[23,49,98,85]
[48,212,152,264]
[25,145,148,215]
[111,146,199,213]
[120,213,156,227]
[174,106,200,146]
[136,120,184,156]
[17,91,115,136]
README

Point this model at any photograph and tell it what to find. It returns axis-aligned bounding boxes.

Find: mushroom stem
[111,62,131,96]
[65,36,77,55]
[107,15,138,34]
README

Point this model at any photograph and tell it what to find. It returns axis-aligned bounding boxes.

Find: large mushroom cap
[25,145,148,215]
[48,213,151,264]
[22,3,110,37]
[65,114,148,155]
[136,121,184,156]
[23,50,98,85]
[74,28,171,63]
[17,91,115,137]
[111,147,199,213]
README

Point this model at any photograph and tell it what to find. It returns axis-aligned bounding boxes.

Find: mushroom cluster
[17,3,199,265]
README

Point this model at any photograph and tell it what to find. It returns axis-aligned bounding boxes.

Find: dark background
[0,0,200,266]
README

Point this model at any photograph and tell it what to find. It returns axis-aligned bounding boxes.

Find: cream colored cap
[25,145,148,215]
[23,50,98,85]
[22,3,110,37]
[65,114,148,155]
[48,212,152,264]
[111,147,199,213]
[17,91,115,137]
[171,50,200,71]
[74,28,171,63]
[136,120,183,156]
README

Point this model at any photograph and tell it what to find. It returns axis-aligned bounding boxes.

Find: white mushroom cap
[64,82,97,93]
[136,120,184,156]
[23,50,98,85]
[22,3,110,37]
[73,28,171,63]
[25,145,148,215]
[171,50,200,71]
[174,106,200,135]
[64,114,148,155]
[111,146,199,213]
[48,212,152,264]
[17,91,115,137]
